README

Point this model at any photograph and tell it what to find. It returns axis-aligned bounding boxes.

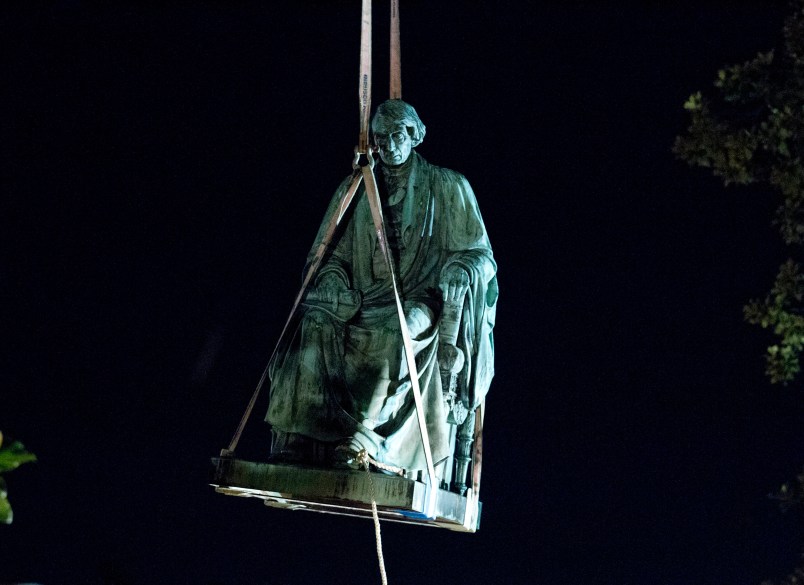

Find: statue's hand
[439,265,470,303]
[316,273,348,306]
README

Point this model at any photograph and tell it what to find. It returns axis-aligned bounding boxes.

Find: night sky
[4,2,804,584]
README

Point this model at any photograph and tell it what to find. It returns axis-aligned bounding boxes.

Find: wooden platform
[210,457,481,532]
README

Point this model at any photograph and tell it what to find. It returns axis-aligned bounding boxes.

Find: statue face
[373,119,413,166]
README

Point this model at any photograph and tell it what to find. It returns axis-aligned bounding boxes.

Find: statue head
[371,99,426,167]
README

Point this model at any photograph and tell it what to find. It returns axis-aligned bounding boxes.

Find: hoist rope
[357,450,389,585]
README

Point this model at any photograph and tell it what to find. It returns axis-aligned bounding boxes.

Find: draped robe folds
[266,152,497,471]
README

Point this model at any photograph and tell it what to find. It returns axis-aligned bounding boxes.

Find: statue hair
[371,99,427,147]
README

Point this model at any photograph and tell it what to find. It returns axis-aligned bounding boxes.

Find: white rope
[357,450,389,585]
[365,452,405,476]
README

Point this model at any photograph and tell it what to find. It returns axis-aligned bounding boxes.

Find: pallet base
[210,457,481,532]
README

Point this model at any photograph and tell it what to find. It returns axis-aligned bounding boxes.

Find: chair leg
[451,409,475,495]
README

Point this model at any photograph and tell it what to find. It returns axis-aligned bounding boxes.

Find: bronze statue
[265,100,497,478]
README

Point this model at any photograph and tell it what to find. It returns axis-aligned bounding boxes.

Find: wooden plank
[210,457,481,532]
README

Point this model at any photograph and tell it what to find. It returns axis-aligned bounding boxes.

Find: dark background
[3,2,804,584]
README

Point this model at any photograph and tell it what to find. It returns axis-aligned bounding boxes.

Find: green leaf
[0,498,11,524]
[0,489,11,524]
[0,441,36,474]
[683,92,703,111]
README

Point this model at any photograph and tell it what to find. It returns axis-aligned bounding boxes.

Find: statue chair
[431,290,482,497]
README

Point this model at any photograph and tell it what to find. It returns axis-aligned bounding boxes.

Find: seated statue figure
[265,99,497,474]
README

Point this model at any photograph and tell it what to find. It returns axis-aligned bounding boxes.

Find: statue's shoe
[331,437,405,476]
[332,442,362,470]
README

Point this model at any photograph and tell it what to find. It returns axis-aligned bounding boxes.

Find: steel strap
[358,0,372,153]
[225,171,364,454]
[390,0,401,99]
[361,164,439,518]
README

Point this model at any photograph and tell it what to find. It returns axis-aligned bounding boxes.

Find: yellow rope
[357,449,389,585]
[364,453,406,477]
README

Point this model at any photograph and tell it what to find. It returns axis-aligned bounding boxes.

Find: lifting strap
[357,0,438,518]
[358,0,372,154]
[390,0,401,99]
[224,0,438,521]
[361,160,438,518]
[223,170,363,455]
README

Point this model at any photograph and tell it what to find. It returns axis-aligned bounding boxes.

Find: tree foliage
[675,0,804,383]
[676,5,804,584]
[0,431,37,524]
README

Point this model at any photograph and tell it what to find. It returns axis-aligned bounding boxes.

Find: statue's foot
[332,442,362,470]
[331,436,405,476]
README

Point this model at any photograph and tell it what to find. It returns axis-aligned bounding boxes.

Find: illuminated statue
[266,100,497,475]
